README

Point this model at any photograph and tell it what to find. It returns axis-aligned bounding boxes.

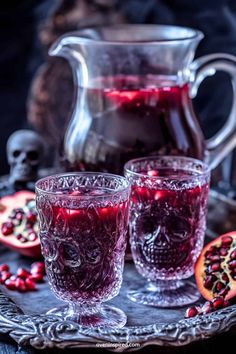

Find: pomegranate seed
[230,249,236,260]
[230,272,236,281]
[27,231,37,242]
[215,281,224,292]
[0,271,11,284]
[15,278,27,292]
[201,301,213,314]
[185,306,199,318]
[0,264,9,272]
[209,245,218,253]
[25,278,36,290]
[205,251,213,259]
[1,221,14,235]
[16,234,27,243]
[219,285,230,297]
[31,262,45,274]
[5,279,16,290]
[220,248,228,256]
[9,275,17,281]
[228,259,236,269]
[16,212,23,220]
[27,211,37,224]
[221,236,233,246]
[210,262,221,272]
[29,273,44,283]
[222,272,229,282]
[209,254,221,262]
[203,275,215,290]
[17,268,30,279]
[212,297,224,310]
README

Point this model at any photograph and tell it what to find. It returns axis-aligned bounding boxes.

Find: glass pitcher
[49,25,236,174]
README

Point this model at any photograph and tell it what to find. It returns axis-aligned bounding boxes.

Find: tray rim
[0,288,236,351]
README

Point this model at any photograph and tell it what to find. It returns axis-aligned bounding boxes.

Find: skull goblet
[124,156,210,307]
[36,172,130,327]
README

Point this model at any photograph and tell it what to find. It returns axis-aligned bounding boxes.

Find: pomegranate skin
[195,231,236,301]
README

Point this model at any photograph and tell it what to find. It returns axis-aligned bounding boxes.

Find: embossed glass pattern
[35,172,130,327]
[124,156,210,307]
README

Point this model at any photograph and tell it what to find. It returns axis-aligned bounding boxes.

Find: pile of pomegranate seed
[185,296,230,318]
[0,262,45,292]
[1,200,39,243]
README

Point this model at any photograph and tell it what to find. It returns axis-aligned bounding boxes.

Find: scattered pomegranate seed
[29,273,44,283]
[31,262,45,274]
[0,271,12,284]
[15,278,27,292]
[0,264,9,272]
[185,295,231,319]
[185,306,199,318]
[212,297,224,310]
[0,262,46,292]
[17,268,31,279]
[5,279,16,290]
[25,278,36,290]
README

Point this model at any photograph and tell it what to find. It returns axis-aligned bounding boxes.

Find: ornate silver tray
[0,245,236,352]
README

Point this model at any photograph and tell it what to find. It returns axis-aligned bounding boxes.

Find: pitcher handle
[190,53,236,170]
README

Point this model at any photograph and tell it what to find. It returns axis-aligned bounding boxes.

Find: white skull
[7,130,44,183]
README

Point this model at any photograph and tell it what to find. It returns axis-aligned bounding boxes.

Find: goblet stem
[147,279,184,291]
[128,279,200,308]
[47,302,127,327]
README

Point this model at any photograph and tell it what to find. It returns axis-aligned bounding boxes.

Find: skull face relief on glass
[7,130,45,184]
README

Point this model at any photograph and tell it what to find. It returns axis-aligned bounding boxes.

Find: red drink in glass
[69,75,205,174]
[36,173,130,327]
[124,156,210,307]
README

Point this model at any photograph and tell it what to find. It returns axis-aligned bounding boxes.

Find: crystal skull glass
[35,172,130,327]
[124,156,210,307]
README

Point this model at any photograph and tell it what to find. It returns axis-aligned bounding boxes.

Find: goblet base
[128,279,200,308]
[47,303,127,327]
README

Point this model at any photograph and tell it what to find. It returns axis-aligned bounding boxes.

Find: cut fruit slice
[0,191,41,258]
[195,231,236,301]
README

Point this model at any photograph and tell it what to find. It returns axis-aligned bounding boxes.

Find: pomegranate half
[195,231,236,301]
[0,191,41,258]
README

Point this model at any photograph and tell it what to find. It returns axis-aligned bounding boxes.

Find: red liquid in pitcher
[71,76,205,174]
[129,169,209,280]
[40,188,128,303]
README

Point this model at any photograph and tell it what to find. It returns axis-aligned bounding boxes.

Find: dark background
[0,1,236,352]
[1,0,236,175]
